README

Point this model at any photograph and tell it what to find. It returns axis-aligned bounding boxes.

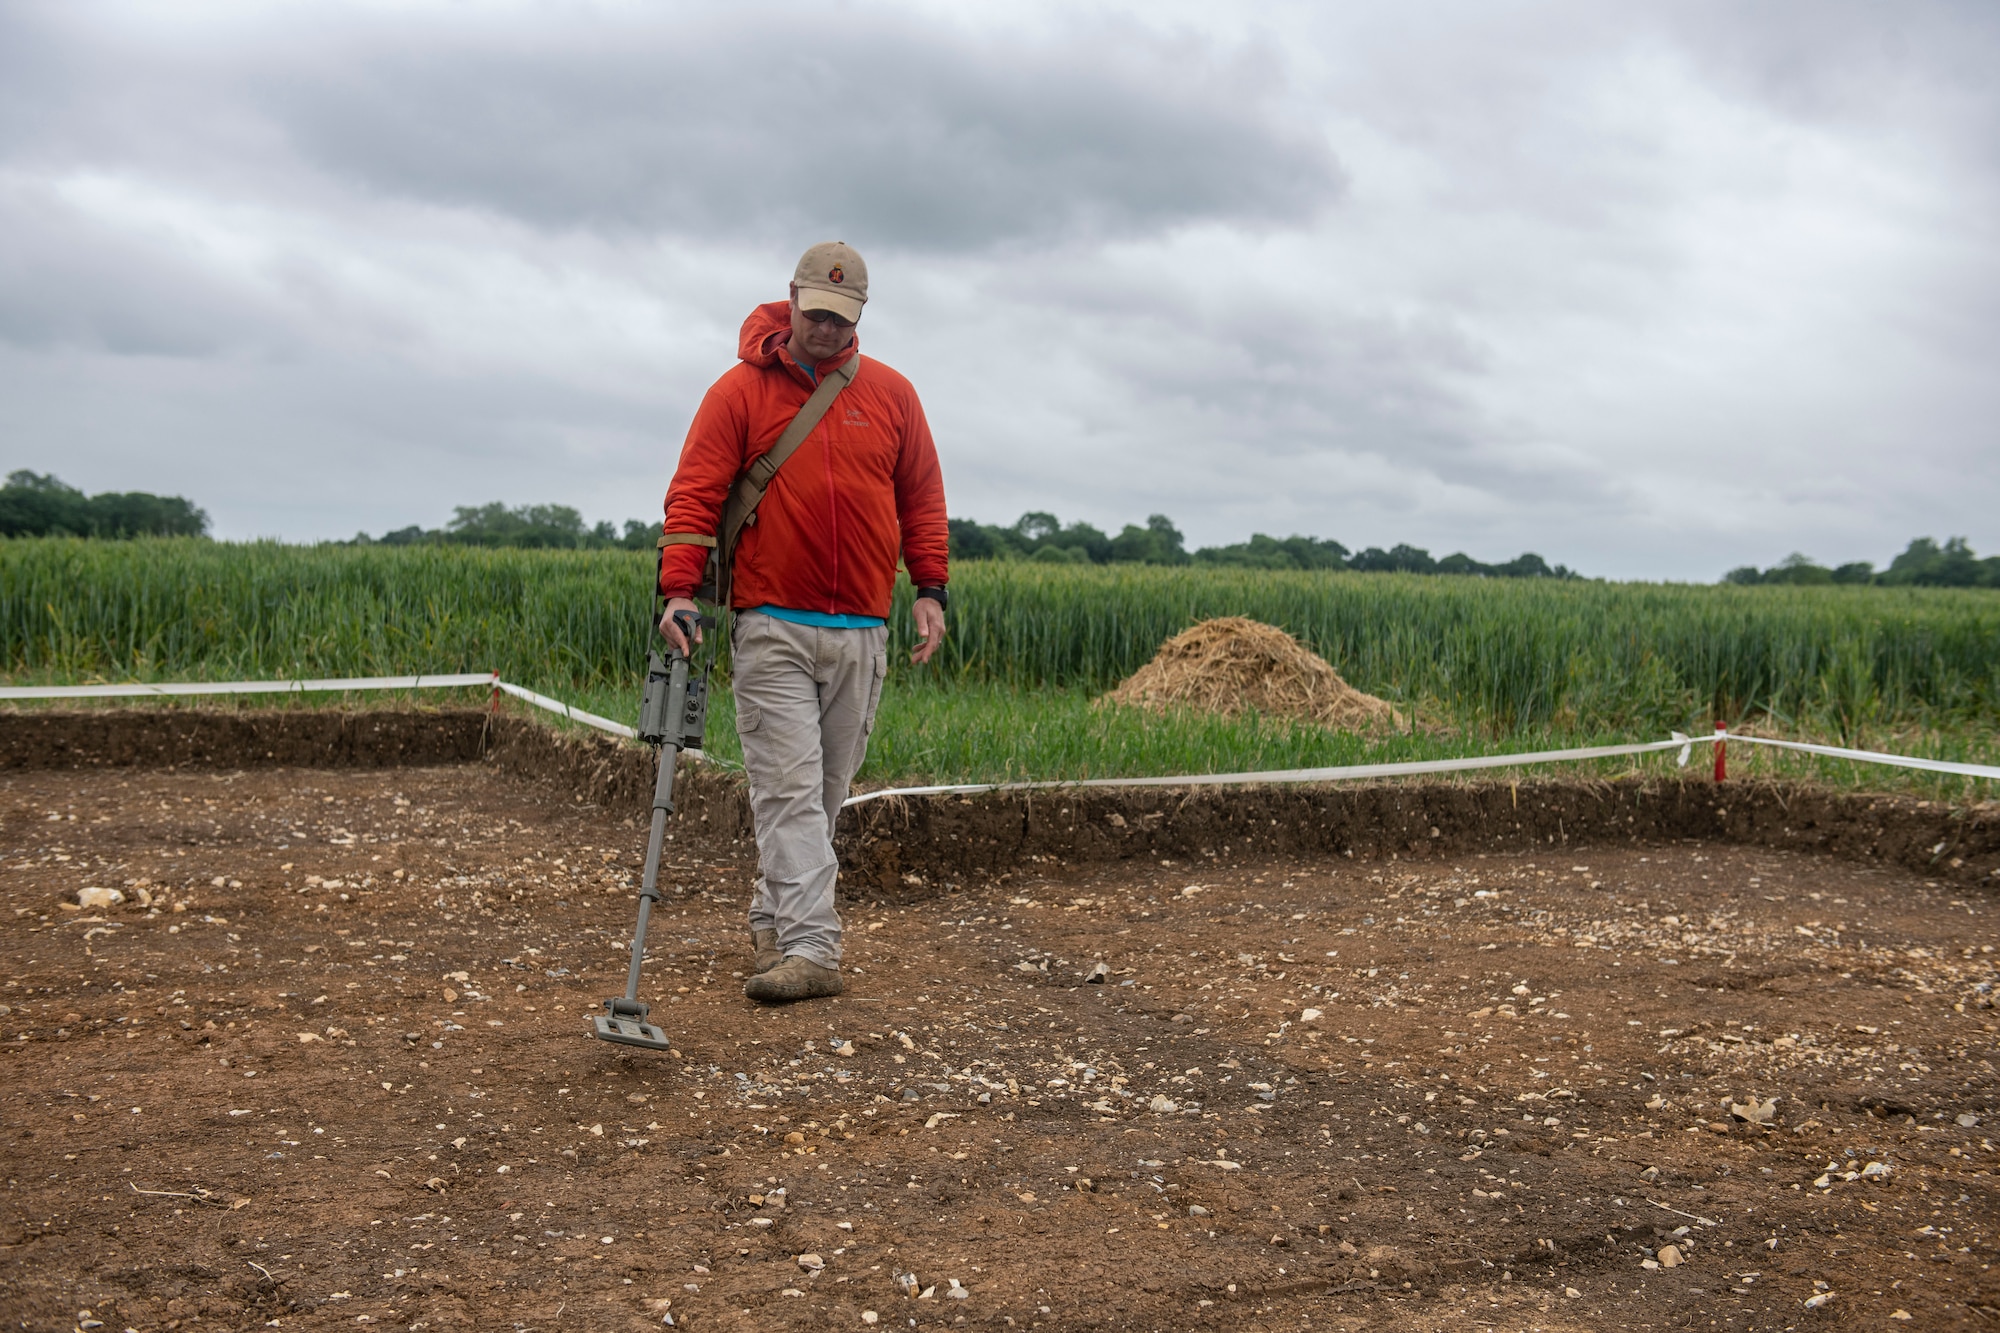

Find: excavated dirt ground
[3,756,1999,1332]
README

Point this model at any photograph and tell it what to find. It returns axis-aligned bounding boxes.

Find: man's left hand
[911,596,945,665]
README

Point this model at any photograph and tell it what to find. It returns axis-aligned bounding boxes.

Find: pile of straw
[1101,616,1404,732]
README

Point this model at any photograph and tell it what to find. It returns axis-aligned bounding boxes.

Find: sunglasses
[802,308,856,329]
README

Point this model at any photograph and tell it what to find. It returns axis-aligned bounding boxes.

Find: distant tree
[947,517,1005,561]
[1883,537,1946,584]
[950,512,1176,564]
[1491,552,1562,579]
[1108,522,1157,564]
[0,471,208,538]
[349,509,663,549]
[1054,521,1112,564]
[443,502,592,548]
[1191,535,1564,578]
[1109,514,1189,565]
[1760,553,1834,586]
[1348,543,1436,574]
[1014,512,1061,545]
[1883,536,1998,587]
[1722,538,1999,588]
[85,491,209,537]
[1388,543,1437,574]
[1196,534,1350,570]
[1347,547,1390,571]
[1720,536,2000,588]
[942,511,1573,577]
[1284,536,1352,569]
[0,472,90,536]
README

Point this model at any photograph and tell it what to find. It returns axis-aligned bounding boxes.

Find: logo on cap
[828,266,844,284]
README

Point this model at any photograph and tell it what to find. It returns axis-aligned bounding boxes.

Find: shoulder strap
[742,356,859,499]
[710,353,861,603]
[721,355,859,548]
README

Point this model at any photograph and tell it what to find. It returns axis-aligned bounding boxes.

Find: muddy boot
[744,956,844,1004]
[751,928,783,975]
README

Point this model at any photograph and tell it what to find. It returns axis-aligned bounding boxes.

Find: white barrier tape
[842,734,1704,808]
[1717,732,2000,781]
[8,676,1994,789]
[0,670,727,753]
[842,728,2000,808]
[0,672,496,700]
[490,682,734,765]
[491,680,638,741]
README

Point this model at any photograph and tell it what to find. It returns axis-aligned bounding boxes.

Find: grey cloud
[1660,0,2000,125]
[0,335,679,540]
[0,183,283,358]
[5,5,1343,251]
[982,263,1608,512]
[903,324,1600,566]
[3,2,1997,577]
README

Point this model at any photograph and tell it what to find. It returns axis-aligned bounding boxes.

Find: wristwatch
[916,586,948,613]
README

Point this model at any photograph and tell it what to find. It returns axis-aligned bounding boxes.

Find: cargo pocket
[736,704,762,736]
[862,650,887,735]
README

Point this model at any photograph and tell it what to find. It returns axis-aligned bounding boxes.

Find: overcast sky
[3,0,1996,578]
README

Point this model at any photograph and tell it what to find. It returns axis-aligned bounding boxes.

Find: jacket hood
[738,300,858,374]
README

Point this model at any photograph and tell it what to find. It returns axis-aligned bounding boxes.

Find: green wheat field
[3,539,1996,795]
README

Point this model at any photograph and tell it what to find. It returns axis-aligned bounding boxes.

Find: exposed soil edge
[0,706,755,840]
[838,778,2000,900]
[477,709,752,838]
[5,707,1994,899]
[0,705,494,770]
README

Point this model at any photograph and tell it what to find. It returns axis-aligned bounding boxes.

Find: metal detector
[593,607,712,1053]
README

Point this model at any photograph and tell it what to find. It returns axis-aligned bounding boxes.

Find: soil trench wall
[0,705,494,770]
[0,707,753,838]
[838,779,2000,900]
[4,707,1995,896]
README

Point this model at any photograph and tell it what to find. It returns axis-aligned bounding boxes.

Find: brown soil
[3,716,1999,1330]
[1100,618,1404,732]
[0,707,748,835]
[841,775,2000,897]
[0,706,498,772]
[12,707,1997,893]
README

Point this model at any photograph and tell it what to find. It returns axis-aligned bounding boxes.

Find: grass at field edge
[8,680,1993,804]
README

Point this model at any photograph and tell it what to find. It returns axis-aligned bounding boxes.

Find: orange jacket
[658,301,949,616]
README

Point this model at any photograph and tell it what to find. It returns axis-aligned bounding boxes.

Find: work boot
[751,928,782,975]
[744,956,844,1004]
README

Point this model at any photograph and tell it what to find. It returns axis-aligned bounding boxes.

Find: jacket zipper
[823,381,839,614]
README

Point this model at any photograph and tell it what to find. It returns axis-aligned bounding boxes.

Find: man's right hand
[659,597,704,655]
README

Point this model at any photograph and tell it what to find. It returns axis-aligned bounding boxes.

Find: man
[655,241,949,1004]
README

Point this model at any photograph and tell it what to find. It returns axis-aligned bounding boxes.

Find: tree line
[948,511,1577,578]
[17,469,1985,591]
[1723,538,2000,589]
[349,503,658,550]
[0,472,209,538]
[352,504,1579,577]
[0,476,1578,577]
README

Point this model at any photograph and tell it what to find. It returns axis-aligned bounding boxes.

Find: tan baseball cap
[792,241,868,322]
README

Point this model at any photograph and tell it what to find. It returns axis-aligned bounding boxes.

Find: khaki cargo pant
[732,611,887,970]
